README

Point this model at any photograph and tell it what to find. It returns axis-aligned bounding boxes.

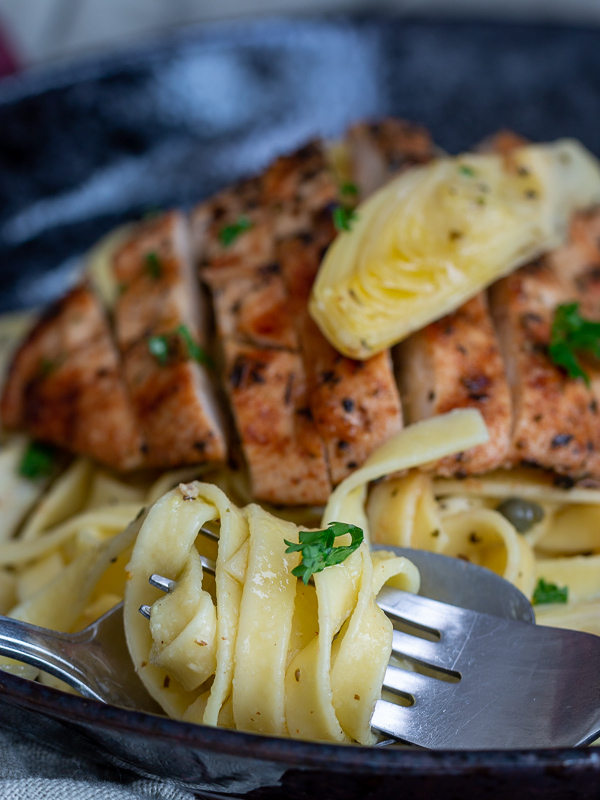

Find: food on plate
[1,117,600,742]
[0,285,144,470]
[310,140,600,359]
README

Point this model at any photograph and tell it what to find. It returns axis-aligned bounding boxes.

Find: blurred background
[0,0,599,74]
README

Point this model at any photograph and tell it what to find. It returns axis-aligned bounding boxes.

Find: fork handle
[0,614,108,702]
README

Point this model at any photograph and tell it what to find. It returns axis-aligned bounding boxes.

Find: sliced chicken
[223,341,331,505]
[113,211,227,467]
[194,144,338,503]
[0,284,145,470]
[202,263,299,352]
[546,207,600,480]
[490,254,597,480]
[192,142,339,273]
[397,293,512,476]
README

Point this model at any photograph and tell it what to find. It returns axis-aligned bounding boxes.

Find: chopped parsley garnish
[144,251,162,279]
[19,442,56,480]
[340,181,359,198]
[458,165,477,177]
[549,302,600,386]
[284,521,364,585]
[532,578,568,606]
[333,205,358,233]
[218,216,253,247]
[176,324,212,367]
[148,325,212,367]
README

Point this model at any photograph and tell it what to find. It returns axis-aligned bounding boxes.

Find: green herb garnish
[340,181,359,198]
[218,216,253,247]
[148,326,212,367]
[532,578,568,606]
[549,302,600,386]
[145,251,162,279]
[333,205,358,233]
[458,165,477,177]
[19,442,56,480]
[284,521,364,585]
[176,324,212,367]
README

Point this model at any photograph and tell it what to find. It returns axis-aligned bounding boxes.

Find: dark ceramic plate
[1,15,600,799]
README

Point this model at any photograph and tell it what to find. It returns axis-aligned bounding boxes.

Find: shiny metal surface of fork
[0,603,160,712]
[373,586,600,750]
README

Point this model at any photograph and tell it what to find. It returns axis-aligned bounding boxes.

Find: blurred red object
[0,24,18,77]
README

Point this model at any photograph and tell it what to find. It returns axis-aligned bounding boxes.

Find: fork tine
[149,575,176,593]
[377,586,471,635]
[139,554,216,621]
[382,664,439,697]
[390,629,461,673]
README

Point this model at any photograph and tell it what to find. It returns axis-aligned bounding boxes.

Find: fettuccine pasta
[123,481,418,743]
[368,467,600,635]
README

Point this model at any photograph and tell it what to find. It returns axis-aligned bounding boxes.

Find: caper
[496,497,544,533]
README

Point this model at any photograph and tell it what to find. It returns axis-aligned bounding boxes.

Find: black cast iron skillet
[1,15,600,799]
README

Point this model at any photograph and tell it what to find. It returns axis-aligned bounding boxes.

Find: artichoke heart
[309,139,600,359]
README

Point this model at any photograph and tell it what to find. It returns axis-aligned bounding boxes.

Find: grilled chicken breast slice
[113,211,227,467]
[223,341,331,505]
[194,144,339,503]
[397,293,512,476]
[0,285,145,470]
[202,263,299,351]
[192,142,339,273]
[490,256,597,480]
[548,207,600,480]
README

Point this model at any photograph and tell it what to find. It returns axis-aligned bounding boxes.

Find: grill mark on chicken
[113,211,227,467]
[397,293,512,476]
[0,285,145,470]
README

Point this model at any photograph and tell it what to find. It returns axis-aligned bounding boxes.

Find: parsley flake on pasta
[284,521,364,584]
[533,577,569,605]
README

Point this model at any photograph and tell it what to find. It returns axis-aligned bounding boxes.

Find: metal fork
[2,545,600,749]
[373,585,600,749]
[140,549,600,750]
